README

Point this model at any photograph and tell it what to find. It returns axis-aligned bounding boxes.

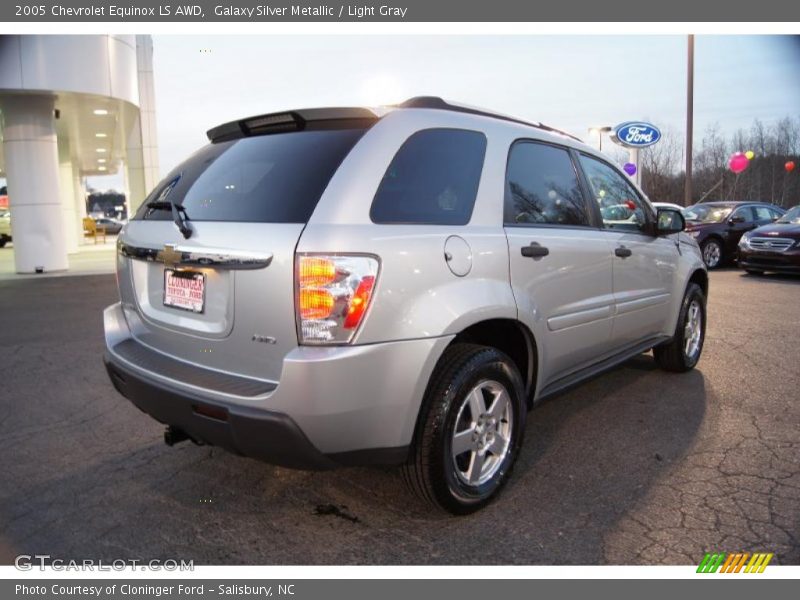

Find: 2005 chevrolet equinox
[104,97,708,514]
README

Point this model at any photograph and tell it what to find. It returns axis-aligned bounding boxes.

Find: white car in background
[0,211,11,247]
[652,202,685,213]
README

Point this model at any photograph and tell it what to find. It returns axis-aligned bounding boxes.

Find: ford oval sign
[614,122,661,148]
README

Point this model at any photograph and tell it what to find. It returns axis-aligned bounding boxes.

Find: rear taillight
[295,255,379,344]
[299,288,335,320]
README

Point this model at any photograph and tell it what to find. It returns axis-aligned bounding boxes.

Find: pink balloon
[729,152,749,174]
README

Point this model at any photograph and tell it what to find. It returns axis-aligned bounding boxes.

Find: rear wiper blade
[146,200,193,239]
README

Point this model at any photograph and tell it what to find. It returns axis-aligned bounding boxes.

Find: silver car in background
[104,97,707,513]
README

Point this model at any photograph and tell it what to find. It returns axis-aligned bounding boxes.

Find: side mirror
[656,208,685,235]
[729,215,745,224]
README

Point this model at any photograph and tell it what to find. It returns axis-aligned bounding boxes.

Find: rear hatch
[116,112,374,384]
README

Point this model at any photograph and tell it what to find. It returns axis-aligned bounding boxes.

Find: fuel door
[444,235,472,277]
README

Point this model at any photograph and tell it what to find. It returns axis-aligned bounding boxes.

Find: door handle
[614,246,632,258]
[521,243,549,258]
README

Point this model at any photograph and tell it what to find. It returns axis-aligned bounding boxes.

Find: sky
[93,34,800,189]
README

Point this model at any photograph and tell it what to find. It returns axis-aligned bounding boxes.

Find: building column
[1,94,68,273]
[125,140,147,215]
[130,34,160,211]
[73,172,87,245]
[57,136,78,254]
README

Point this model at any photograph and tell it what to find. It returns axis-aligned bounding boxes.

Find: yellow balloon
[745,150,755,160]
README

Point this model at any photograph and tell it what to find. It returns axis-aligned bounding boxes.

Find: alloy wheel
[451,379,513,486]
[684,299,703,359]
[703,242,721,268]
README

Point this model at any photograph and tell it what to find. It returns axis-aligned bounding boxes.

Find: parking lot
[0,269,797,565]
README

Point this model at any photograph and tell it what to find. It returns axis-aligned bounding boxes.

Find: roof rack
[398,96,582,142]
[207,107,379,143]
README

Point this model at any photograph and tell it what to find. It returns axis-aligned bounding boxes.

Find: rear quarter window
[370,128,487,225]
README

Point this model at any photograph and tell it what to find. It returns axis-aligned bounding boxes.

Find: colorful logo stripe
[697,552,773,573]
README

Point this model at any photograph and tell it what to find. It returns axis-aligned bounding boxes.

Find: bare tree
[641,127,683,203]
[633,116,800,208]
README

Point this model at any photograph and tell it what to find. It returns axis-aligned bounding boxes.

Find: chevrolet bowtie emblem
[156,244,183,267]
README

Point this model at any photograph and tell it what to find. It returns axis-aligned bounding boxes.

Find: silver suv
[104,97,707,514]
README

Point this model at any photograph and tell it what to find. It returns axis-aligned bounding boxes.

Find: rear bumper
[103,302,452,469]
[104,354,338,469]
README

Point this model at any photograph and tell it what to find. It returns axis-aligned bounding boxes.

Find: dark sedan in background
[684,201,785,268]
[738,205,800,275]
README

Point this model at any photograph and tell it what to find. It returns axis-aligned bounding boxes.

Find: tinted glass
[505,142,588,226]
[731,206,755,222]
[753,206,776,221]
[769,207,785,220]
[685,204,733,223]
[579,155,650,232]
[370,129,487,225]
[135,128,366,223]
[777,206,800,224]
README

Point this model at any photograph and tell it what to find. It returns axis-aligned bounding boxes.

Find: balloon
[786,161,796,173]
[745,150,755,160]
[623,162,637,176]
[729,152,749,174]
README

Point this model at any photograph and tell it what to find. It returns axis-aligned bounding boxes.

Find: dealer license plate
[163,269,205,313]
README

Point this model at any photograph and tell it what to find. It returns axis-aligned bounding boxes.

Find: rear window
[135,128,366,223]
[370,128,487,225]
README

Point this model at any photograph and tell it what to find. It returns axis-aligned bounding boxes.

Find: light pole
[684,34,695,207]
[589,126,612,152]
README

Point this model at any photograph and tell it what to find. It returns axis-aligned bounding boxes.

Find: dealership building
[0,34,159,273]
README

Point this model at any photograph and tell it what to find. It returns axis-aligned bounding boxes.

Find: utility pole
[684,34,695,207]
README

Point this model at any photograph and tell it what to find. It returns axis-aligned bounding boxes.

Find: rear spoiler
[206,107,380,143]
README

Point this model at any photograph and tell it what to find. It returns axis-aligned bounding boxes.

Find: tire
[701,239,723,269]
[745,270,763,276]
[0,239,5,248]
[402,343,527,515]
[654,283,706,372]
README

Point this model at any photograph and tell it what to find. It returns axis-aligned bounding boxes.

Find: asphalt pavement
[0,269,798,565]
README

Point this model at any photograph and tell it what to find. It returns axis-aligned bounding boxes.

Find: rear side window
[753,206,779,221]
[370,128,487,225]
[135,128,366,223]
[731,206,755,222]
[505,142,589,226]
